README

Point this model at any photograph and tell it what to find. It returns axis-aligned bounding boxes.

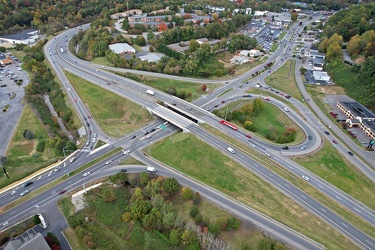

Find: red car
[263,97,270,101]
[221,100,225,103]
[88,130,92,135]
[74,99,77,102]
[332,140,338,144]
[245,134,252,138]
[58,190,67,195]
[280,93,284,96]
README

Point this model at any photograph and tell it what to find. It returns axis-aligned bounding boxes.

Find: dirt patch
[316,86,346,95]
[218,59,232,68]
[354,56,366,64]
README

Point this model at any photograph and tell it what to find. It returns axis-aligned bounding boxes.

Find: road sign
[160,125,166,130]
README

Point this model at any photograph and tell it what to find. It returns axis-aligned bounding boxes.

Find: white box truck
[227,147,235,154]
[146,90,155,96]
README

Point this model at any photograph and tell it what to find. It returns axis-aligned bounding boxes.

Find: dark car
[58,190,67,195]
[214,105,218,108]
[145,131,149,135]
[22,181,33,188]
[308,135,312,140]
[172,103,177,106]
[120,169,127,173]
[221,100,225,103]
[348,151,354,156]
[86,122,90,127]
[324,131,330,135]
[130,135,136,139]
[282,146,289,150]
[150,128,155,133]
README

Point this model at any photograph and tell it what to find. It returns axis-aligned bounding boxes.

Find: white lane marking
[335,196,342,200]
[342,223,348,228]
[38,176,42,180]
[318,184,323,189]
[354,207,361,213]
[366,240,374,246]
[48,171,53,177]
[321,208,326,213]
[302,195,307,199]
[284,184,289,187]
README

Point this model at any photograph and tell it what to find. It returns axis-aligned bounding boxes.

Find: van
[146,90,155,96]
[227,147,235,154]
[37,214,48,228]
[147,167,157,172]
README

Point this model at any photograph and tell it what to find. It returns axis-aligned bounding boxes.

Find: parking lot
[0,58,29,156]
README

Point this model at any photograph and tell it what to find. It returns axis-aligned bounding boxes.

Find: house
[313,58,325,71]
[0,29,39,45]
[138,53,163,62]
[109,43,136,54]
[239,50,250,57]
[230,56,249,65]
[254,11,268,16]
[312,71,330,82]
[249,49,260,57]
[309,51,325,59]
[4,233,51,250]
[110,9,142,19]
[336,102,375,140]
[0,53,13,66]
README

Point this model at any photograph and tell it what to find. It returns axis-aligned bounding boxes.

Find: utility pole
[0,164,9,179]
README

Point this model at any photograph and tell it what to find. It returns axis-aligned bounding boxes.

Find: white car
[54,166,61,171]
[105,160,112,165]
[70,157,76,163]
[302,175,309,181]
[123,150,130,155]
[92,138,96,143]
[301,145,306,150]
[21,190,29,196]
[83,172,91,177]
[284,107,290,112]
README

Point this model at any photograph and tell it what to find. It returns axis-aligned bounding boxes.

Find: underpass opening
[164,103,199,124]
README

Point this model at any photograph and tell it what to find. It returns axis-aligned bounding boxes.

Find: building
[0,29,39,45]
[249,49,260,57]
[312,71,330,82]
[254,11,268,16]
[4,233,51,250]
[336,102,375,140]
[110,9,142,19]
[0,53,13,66]
[230,56,249,65]
[309,51,325,60]
[108,43,136,54]
[128,14,172,28]
[239,50,250,57]
[313,58,325,71]
[138,53,163,63]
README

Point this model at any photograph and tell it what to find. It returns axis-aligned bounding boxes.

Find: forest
[319,3,375,111]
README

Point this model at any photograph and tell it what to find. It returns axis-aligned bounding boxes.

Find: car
[245,134,252,138]
[123,150,130,155]
[130,135,136,139]
[54,166,61,171]
[206,107,211,111]
[84,117,87,120]
[58,190,67,195]
[301,145,306,150]
[172,103,177,106]
[105,160,112,165]
[120,169,127,173]
[348,151,354,156]
[86,141,90,146]
[150,128,155,133]
[263,97,270,101]
[229,97,234,100]
[93,138,96,143]
[282,146,289,150]
[308,135,312,140]
[93,133,97,137]
[107,82,111,85]
[332,140,338,144]
[70,157,76,163]
[83,172,91,177]
[22,181,33,188]
[21,190,29,196]
[275,91,280,94]
[88,130,92,135]
[68,87,71,91]
[187,107,192,110]
[221,100,225,103]
[264,152,271,157]
[284,108,290,112]
[324,131,330,135]
[144,131,149,135]
[86,122,90,127]
[302,175,309,181]
[214,105,219,108]
[280,93,284,96]
[88,115,91,119]
[163,121,169,126]
[146,135,151,139]
[74,99,77,102]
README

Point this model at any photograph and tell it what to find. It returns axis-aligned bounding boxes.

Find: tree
[140,172,149,186]
[170,229,181,245]
[122,212,131,222]
[182,187,193,199]
[241,103,253,115]
[130,200,152,221]
[291,10,298,22]
[135,35,146,46]
[252,98,264,115]
[0,46,6,52]
[226,217,241,230]
[326,41,342,60]
[24,129,35,139]
[181,230,198,246]
[142,213,156,230]
[189,39,200,53]
[163,177,180,193]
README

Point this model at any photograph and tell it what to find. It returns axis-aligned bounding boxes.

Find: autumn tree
[189,39,199,53]
[163,177,180,194]
[252,98,264,115]
[326,41,342,60]
[202,84,207,91]
[182,187,193,200]
[241,103,253,115]
[291,10,298,22]
[347,35,362,56]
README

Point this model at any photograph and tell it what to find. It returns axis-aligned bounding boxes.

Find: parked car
[308,135,312,140]
[332,140,338,144]
[54,166,61,171]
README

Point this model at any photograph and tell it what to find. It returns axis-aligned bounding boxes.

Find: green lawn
[65,72,153,137]
[2,103,60,188]
[270,43,278,52]
[219,100,304,144]
[114,72,218,102]
[148,133,359,250]
[265,60,303,101]
[91,56,113,66]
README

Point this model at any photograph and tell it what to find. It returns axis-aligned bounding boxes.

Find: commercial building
[313,58,325,71]
[4,233,51,250]
[108,43,136,54]
[309,51,325,59]
[312,71,330,82]
[336,101,375,140]
[0,29,39,45]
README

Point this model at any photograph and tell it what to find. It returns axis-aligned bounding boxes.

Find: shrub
[208,223,220,237]
[36,140,45,152]
[189,205,199,218]
[181,187,193,200]
[226,217,241,231]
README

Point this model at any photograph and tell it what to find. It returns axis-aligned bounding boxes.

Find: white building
[313,71,330,82]
[254,11,268,16]
[249,49,260,57]
[239,50,250,57]
[108,43,136,54]
[0,29,39,45]
[230,56,249,65]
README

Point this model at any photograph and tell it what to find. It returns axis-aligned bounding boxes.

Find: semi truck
[146,90,155,96]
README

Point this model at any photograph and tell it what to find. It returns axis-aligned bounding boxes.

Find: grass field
[2,103,60,188]
[270,43,278,52]
[219,100,304,144]
[292,138,375,208]
[119,156,145,165]
[265,60,303,101]
[148,133,359,250]
[114,72,218,102]
[91,57,112,66]
[65,72,153,137]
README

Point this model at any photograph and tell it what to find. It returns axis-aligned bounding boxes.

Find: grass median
[147,132,359,249]
[0,148,121,213]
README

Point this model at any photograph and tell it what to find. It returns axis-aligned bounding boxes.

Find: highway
[1,18,375,249]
